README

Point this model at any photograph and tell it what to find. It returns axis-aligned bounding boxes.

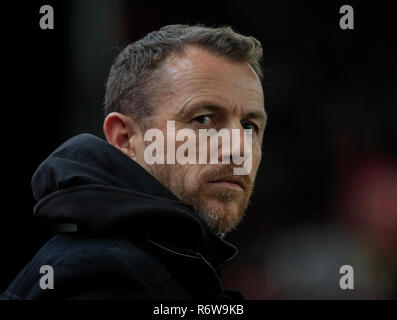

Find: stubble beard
[145,162,254,236]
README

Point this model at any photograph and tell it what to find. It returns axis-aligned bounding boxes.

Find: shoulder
[4,232,171,299]
[36,232,170,277]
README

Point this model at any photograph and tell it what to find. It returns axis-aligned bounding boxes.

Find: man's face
[135,45,266,235]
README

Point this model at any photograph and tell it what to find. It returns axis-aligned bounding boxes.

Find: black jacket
[4,134,243,300]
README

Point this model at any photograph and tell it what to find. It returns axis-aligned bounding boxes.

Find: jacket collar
[32,134,238,269]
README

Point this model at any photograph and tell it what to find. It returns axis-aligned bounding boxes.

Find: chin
[200,199,244,233]
[215,201,240,216]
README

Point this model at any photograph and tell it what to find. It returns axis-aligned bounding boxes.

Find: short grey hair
[104,24,263,122]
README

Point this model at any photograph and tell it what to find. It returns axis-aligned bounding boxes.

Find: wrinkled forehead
[158,45,264,107]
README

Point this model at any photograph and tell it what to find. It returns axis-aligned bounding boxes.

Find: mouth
[208,176,246,191]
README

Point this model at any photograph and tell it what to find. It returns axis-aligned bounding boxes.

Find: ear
[103,112,141,160]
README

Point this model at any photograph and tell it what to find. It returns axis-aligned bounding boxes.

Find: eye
[193,115,212,125]
[241,121,258,132]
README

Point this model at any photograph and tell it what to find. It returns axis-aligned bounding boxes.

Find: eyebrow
[176,102,267,123]
[174,103,223,117]
[243,111,267,124]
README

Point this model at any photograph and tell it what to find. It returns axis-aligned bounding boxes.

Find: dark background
[2,0,396,299]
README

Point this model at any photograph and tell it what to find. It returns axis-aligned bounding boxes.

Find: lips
[208,175,247,190]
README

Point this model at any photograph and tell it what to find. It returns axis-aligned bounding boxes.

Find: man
[4,24,266,299]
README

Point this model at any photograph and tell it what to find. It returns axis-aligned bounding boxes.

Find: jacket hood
[32,134,237,268]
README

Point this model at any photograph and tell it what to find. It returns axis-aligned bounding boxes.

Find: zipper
[194,252,225,296]
[146,239,225,295]
[216,246,239,271]
[146,239,201,260]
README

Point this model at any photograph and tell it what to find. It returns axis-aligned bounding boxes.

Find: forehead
[158,45,264,110]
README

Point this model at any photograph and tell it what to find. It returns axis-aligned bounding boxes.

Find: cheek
[255,147,262,166]
[183,165,204,191]
[250,146,262,175]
